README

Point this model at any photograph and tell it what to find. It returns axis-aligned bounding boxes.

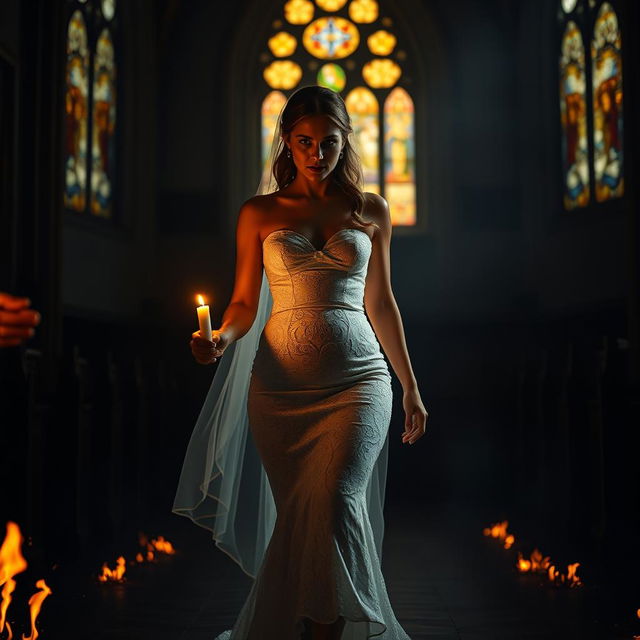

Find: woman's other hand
[401,386,428,445]
[190,329,230,365]
[0,292,41,348]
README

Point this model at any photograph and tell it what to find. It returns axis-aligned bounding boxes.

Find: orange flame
[482,521,516,550]
[516,551,532,573]
[196,294,206,306]
[0,522,28,635]
[21,579,52,640]
[150,536,175,555]
[97,556,126,582]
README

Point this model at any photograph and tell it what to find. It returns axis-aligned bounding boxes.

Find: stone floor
[11,499,637,640]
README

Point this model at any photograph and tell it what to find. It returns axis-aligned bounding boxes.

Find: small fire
[22,579,53,640]
[196,294,205,306]
[0,522,52,640]
[482,520,515,549]
[97,556,126,582]
[0,522,28,637]
[516,548,551,573]
[134,532,176,563]
[516,549,582,587]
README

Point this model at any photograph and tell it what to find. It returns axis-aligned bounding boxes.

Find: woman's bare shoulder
[362,192,391,234]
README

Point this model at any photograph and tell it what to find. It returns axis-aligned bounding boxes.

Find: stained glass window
[268,32,297,57]
[302,17,360,59]
[64,0,118,219]
[559,21,589,209]
[261,90,288,187]
[260,0,418,226]
[317,63,347,92]
[91,29,116,217]
[64,10,89,212]
[558,0,624,210]
[345,87,379,194]
[384,87,415,225]
[591,2,624,201]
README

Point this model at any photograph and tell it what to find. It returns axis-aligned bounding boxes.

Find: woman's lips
[307,166,326,172]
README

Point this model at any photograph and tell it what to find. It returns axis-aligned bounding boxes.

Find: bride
[175,85,428,640]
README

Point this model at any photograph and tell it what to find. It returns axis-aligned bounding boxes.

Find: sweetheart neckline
[262,227,372,253]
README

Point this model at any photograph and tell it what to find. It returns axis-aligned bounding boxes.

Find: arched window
[591,2,624,202]
[558,0,624,210]
[64,0,118,219]
[260,0,417,227]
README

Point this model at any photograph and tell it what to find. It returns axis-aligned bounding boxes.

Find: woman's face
[284,114,344,181]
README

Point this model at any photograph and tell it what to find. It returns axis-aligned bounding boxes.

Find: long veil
[171,89,391,579]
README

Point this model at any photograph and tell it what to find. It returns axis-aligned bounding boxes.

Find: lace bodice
[262,227,372,317]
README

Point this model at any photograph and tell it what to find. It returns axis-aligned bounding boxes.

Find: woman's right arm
[217,198,264,345]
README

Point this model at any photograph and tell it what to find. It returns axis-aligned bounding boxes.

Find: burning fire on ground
[0,521,52,640]
[482,520,515,549]
[483,520,582,588]
[97,531,176,582]
[134,532,176,564]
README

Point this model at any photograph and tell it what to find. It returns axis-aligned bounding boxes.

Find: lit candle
[196,294,212,342]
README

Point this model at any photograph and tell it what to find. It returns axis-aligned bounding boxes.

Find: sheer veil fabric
[171,93,391,579]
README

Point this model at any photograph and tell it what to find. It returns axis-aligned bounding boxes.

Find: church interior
[1,0,639,637]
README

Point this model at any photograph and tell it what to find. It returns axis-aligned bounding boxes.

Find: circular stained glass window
[317,63,346,92]
[302,16,359,59]
[367,30,396,55]
[263,60,303,89]
[268,31,297,57]
[284,0,314,24]
[349,0,378,23]
[362,58,401,88]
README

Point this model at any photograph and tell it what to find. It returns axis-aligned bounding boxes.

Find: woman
[185,86,427,639]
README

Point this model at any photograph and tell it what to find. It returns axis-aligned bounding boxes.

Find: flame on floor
[134,532,176,564]
[0,522,52,640]
[482,520,515,549]
[97,556,126,583]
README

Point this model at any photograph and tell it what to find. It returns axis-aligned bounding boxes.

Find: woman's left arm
[363,194,429,446]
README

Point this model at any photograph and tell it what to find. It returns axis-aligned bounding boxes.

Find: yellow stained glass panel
[261,91,287,188]
[362,58,401,88]
[284,0,314,24]
[315,0,347,11]
[367,30,396,56]
[268,31,297,57]
[384,87,416,226]
[302,16,359,59]
[345,87,379,194]
[263,60,303,89]
[349,0,378,24]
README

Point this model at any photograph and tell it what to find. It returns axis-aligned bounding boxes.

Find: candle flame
[196,294,205,307]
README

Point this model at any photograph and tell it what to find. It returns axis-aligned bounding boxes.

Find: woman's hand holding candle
[190,328,230,366]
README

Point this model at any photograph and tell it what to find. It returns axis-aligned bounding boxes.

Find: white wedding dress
[213,227,411,639]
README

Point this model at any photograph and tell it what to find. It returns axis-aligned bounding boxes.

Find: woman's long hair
[270,85,378,232]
